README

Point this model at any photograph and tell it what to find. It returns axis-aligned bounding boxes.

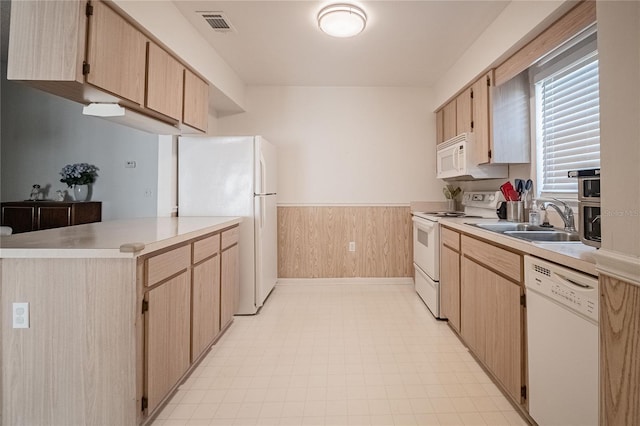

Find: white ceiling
[174,1,510,87]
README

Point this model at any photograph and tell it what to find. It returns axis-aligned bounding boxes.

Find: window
[533,33,600,196]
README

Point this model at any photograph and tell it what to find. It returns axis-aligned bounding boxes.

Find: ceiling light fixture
[317,4,367,38]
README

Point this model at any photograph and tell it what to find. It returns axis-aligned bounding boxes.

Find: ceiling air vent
[199,12,236,33]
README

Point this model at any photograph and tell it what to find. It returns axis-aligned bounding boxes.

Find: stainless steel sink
[503,230,581,242]
[470,223,550,232]
[466,222,581,243]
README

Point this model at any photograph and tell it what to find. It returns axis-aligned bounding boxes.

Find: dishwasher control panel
[525,257,599,323]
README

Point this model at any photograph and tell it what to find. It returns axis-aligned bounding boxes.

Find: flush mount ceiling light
[317,4,367,38]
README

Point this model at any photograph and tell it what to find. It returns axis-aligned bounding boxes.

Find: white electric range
[412,191,501,319]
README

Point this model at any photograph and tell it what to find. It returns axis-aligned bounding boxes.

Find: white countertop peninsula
[0,216,242,426]
[0,216,241,258]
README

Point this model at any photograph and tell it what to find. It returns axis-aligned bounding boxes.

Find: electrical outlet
[349,241,356,252]
[144,189,152,197]
[125,161,137,168]
[13,302,29,329]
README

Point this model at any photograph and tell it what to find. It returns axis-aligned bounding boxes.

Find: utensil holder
[507,201,524,222]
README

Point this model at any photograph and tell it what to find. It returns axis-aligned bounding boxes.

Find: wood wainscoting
[277,206,413,278]
[600,273,640,425]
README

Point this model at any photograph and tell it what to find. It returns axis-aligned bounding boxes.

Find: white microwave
[436,133,508,181]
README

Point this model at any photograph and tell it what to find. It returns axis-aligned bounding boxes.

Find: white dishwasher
[524,256,599,426]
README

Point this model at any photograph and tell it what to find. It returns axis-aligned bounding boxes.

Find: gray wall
[1,75,160,221]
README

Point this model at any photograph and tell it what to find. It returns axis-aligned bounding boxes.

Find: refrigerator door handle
[259,153,266,195]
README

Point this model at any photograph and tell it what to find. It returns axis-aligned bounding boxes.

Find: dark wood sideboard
[1,201,102,234]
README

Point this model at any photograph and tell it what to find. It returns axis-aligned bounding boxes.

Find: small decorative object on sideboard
[59,163,99,202]
[29,184,41,201]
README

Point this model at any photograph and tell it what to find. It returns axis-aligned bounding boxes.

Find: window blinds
[538,54,600,193]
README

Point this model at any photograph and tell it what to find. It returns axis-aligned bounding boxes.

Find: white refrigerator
[178,136,277,315]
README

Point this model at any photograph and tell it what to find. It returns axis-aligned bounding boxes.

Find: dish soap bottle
[529,201,540,226]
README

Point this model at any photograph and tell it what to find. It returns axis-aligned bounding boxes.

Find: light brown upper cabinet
[183,69,210,132]
[7,1,86,83]
[7,0,208,134]
[433,0,596,166]
[435,109,445,144]
[471,71,492,165]
[472,70,530,165]
[436,88,471,144]
[86,0,146,106]
[435,69,529,166]
[456,88,473,135]
[442,100,457,141]
[146,42,184,120]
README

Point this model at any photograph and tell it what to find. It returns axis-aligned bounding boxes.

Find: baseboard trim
[595,249,640,287]
[277,277,414,286]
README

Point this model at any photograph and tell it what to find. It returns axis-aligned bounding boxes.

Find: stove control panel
[462,191,503,209]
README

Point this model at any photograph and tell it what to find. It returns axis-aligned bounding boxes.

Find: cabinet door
[221,244,239,329]
[442,100,457,141]
[7,1,86,82]
[86,0,146,105]
[146,42,184,121]
[1,206,35,233]
[461,257,486,360]
[145,271,191,413]
[456,88,472,134]
[472,71,493,164]
[435,109,444,145]
[70,202,102,226]
[183,69,209,132]
[440,245,460,332]
[192,255,221,361]
[37,206,71,230]
[485,271,522,403]
[462,257,522,402]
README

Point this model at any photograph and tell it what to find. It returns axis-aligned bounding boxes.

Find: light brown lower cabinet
[142,225,239,418]
[145,271,191,413]
[440,227,461,332]
[191,254,221,361]
[221,232,239,330]
[460,234,525,405]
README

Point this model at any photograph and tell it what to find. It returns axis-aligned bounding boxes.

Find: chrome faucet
[540,198,576,232]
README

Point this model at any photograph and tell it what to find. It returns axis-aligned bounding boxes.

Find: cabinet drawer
[146,244,190,287]
[441,227,460,251]
[461,235,521,282]
[193,233,220,264]
[221,226,239,250]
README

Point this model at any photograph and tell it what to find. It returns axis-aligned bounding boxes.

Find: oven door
[412,216,439,280]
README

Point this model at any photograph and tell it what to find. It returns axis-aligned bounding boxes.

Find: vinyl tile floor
[152,283,529,426]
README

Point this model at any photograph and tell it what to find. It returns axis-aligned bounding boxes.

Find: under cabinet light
[82,103,126,117]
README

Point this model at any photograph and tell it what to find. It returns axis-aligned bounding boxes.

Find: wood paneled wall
[600,273,640,425]
[278,206,413,278]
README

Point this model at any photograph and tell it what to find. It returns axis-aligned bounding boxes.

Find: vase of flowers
[59,163,99,201]
[443,185,462,212]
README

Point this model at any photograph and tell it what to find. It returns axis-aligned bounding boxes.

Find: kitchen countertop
[439,217,598,276]
[0,216,242,259]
